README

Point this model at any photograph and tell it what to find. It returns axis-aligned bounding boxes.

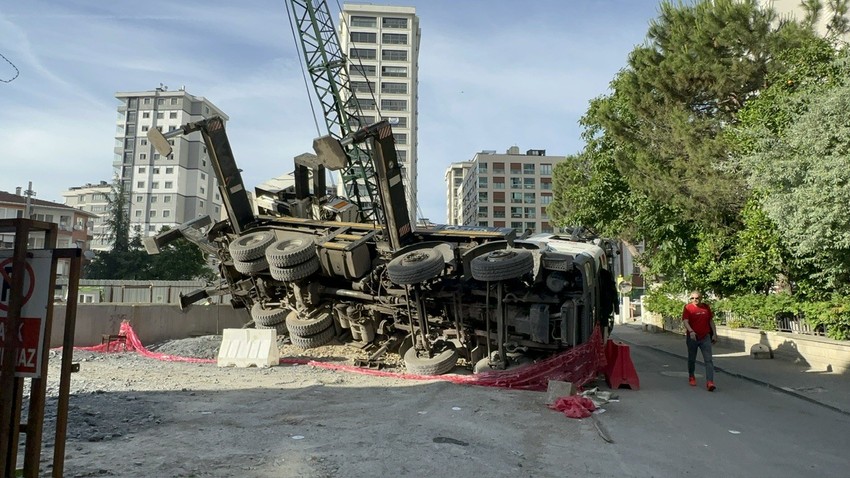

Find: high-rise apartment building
[62,181,112,251]
[339,3,420,223]
[444,161,472,225]
[114,87,228,237]
[454,147,561,235]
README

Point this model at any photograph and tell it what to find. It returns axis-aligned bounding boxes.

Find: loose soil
[21,336,614,477]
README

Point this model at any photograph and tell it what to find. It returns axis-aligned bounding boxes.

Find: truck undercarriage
[145,117,617,375]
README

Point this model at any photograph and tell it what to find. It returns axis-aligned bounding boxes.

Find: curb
[616,337,850,418]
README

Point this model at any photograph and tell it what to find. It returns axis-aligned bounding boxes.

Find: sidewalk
[611,323,850,416]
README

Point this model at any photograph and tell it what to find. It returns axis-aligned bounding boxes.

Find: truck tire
[387,248,444,285]
[233,255,269,274]
[229,231,276,262]
[255,320,288,336]
[289,325,335,349]
[471,249,533,282]
[403,347,458,375]
[250,302,288,327]
[270,256,320,282]
[285,309,333,337]
[266,237,316,268]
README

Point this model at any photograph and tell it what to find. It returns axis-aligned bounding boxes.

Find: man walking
[682,292,717,391]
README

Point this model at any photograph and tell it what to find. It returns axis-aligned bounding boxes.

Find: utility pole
[23,181,36,219]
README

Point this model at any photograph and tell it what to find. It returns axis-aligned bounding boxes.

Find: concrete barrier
[217,328,278,368]
[49,304,248,348]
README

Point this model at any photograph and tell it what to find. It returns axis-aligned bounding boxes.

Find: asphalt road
[599,344,850,477]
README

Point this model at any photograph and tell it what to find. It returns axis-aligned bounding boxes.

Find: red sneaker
[688,376,696,386]
[706,381,716,392]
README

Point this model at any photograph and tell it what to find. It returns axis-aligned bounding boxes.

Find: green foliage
[712,293,850,340]
[102,180,131,253]
[643,288,687,321]
[799,297,850,340]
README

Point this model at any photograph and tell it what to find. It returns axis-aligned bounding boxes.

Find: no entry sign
[0,250,53,378]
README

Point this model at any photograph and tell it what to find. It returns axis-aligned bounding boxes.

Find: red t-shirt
[682,303,713,340]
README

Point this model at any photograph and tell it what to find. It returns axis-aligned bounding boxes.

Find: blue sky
[1,1,661,222]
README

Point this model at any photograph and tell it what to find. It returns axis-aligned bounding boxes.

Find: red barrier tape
[71,322,607,392]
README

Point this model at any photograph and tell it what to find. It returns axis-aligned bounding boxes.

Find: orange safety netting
[72,321,607,392]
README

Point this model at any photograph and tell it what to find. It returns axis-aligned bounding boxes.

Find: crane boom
[286,0,382,223]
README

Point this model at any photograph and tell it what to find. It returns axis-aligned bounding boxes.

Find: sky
[0,1,663,223]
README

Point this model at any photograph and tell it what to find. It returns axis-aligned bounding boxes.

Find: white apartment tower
[339,3,421,222]
[455,147,560,235]
[114,87,228,237]
[444,161,472,225]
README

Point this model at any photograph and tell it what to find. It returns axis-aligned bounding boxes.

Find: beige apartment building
[339,3,420,222]
[62,181,112,251]
[114,87,228,237]
[455,147,560,235]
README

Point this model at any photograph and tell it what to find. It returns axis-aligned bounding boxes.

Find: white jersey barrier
[217,328,278,368]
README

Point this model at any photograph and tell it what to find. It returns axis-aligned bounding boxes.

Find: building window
[541,178,553,190]
[150,196,157,203]
[157,98,164,105]
[510,178,521,189]
[142,112,150,119]
[200,187,205,194]
[493,191,505,203]
[524,178,535,189]
[150,210,157,217]
[143,98,151,104]
[511,222,523,230]
[350,16,376,27]
[524,192,536,204]
[350,81,375,93]
[199,200,204,208]
[381,82,407,94]
[153,167,160,174]
[381,99,406,111]
[135,210,142,217]
[142,126,149,132]
[137,181,144,188]
[355,97,377,110]
[394,133,407,145]
[396,150,407,161]
[523,164,535,174]
[541,194,553,205]
[478,176,488,188]
[478,221,489,227]
[141,139,148,146]
[382,49,407,61]
[163,210,170,218]
[510,163,522,174]
[393,116,408,128]
[511,207,523,219]
[350,32,377,43]
[478,192,488,203]
[511,192,522,204]
[478,206,488,218]
[140,154,147,160]
[166,167,174,174]
[382,66,407,78]
[168,126,177,132]
[350,48,377,60]
[169,112,177,119]
[170,98,177,105]
[382,33,407,45]
[492,178,505,189]
[200,173,206,180]
[351,64,376,77]
[478,163,488,174]
[382,17,408,28]
[139,167,146,173]
[156,112,164,119]
[492,162,505,174]
[165,181,173,188]
[540,163,553,175]
[136,195,143,202]
[493,206,505,219]
[164,196,171,203]
[524,207,536,219]
[152,182,159,189]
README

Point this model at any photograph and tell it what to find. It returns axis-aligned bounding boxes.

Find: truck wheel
[403,347,458,375]
[285,310,333,336]
[255,320,288,336]
[289,325,335,349]
[471,249,533,282]
[251,302,288,327]
[266,237,316,268]
[270,256,320,282]
[229,231,276,262]
[234,256,269,274]
[387,248,444,285]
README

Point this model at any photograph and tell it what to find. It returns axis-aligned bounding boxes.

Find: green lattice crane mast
[286,0,382,223]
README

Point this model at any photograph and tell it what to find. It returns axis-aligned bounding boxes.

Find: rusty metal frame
[0,218,82,477]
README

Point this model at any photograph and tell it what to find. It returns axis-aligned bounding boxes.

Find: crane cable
[0,52,20,83]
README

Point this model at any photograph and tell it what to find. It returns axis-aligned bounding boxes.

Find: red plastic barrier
[604,339,640,390]
[68,322,607,391]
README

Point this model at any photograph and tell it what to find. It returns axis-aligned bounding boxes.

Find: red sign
[0,251,52,377]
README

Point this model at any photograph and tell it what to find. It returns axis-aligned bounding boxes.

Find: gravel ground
[17,336,612,477]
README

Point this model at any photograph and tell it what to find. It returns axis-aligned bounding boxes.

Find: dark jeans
[686,335,714,382]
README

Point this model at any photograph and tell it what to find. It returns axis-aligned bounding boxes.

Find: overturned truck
[146,117,617,375]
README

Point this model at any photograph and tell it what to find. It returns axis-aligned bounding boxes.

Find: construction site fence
[54,278,231,305]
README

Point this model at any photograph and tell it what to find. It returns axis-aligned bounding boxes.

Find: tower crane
[285,0,383,224]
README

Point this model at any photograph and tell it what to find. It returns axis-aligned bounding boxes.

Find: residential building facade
[444,161,472,225]
[0,189,97,288]
[339,3,421,223]
[114,87,228,237]
[62,181,112,251]
[455,147,560,235]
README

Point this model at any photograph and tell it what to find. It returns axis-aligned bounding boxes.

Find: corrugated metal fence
[57,279,230,305]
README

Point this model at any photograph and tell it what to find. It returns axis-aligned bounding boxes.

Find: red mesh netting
[72,321,607,392]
